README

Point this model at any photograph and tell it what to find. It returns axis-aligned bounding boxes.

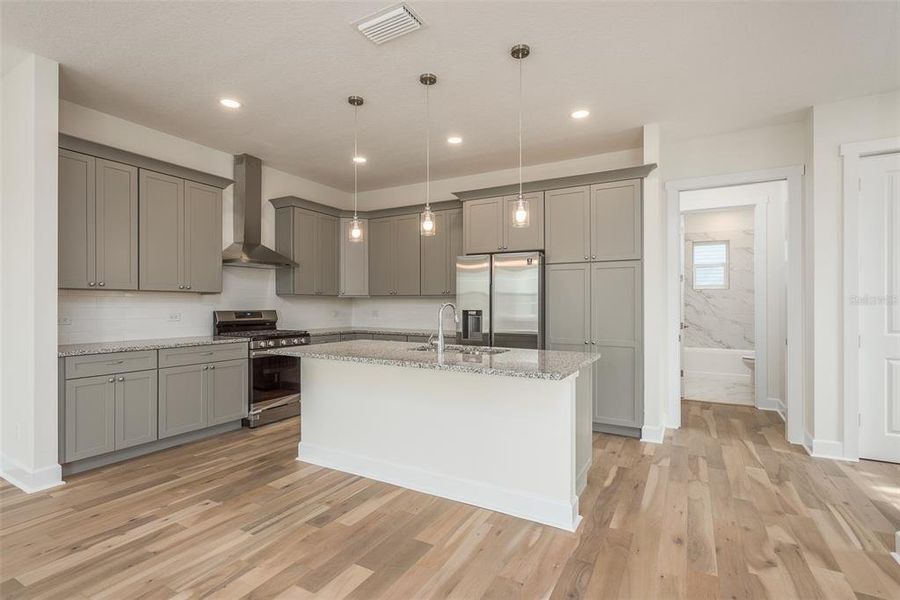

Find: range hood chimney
[222,154,297,269]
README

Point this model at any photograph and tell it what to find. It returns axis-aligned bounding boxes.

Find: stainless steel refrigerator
[456,252,544,349]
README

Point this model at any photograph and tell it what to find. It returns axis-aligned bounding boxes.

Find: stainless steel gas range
[213,310,310,428]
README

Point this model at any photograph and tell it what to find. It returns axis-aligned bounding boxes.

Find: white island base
[297,358,593,531]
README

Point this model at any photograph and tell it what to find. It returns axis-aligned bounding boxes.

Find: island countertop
[268,340,600,380]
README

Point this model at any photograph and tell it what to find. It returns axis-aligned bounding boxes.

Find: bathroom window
[692,241,729,290]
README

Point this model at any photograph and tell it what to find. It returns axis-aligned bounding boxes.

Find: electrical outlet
[168,312,182,322]
[58,316,72,326]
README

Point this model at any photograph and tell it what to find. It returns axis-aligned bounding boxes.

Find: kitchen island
[269,340,600,530]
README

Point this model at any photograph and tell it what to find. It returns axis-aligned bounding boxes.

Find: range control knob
[267,340,276,347]
[280,339,289,346]
[292,338,300,345]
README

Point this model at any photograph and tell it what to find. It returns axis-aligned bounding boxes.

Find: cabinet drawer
[158,343,248,368]
[65,350,157,379]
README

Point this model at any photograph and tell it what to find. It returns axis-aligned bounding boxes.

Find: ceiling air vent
[354,3,424,45]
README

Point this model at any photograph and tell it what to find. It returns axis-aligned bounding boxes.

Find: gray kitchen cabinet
[463,193,544,254]
[275,207,339,296]
[339,217,368,297]
[184,181,224,293]
[139,170,184,292]
[58,149,138,290]
[421,208,462,296]
[502,192,544,252]
[65,374,116,462]
[368,214,421,296]
[545,263,591,352]
[463,196,503,254]
[545,186,591,264]
[115,369,158,450]
[591,179,642,261]
[591,261,642,430]
[158,364,207,439]
[207,359,248,426]
[368,217,393,296]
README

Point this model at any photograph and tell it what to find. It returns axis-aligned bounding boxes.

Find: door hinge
[858,413,861,427]
[858,177,862,192]
[680,369,684,378]
[858,334,862,348]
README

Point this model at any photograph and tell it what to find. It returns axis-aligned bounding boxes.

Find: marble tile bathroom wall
[683,208,755,350]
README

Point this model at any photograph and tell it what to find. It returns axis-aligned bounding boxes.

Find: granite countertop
[307,327,438,338]
[268,340,600,380]
[58,336,250,358]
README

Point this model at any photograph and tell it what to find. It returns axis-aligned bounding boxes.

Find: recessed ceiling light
[571,109,590,119]
[353,156,367,164]
[219,98,242,109]
[447,136,463,144]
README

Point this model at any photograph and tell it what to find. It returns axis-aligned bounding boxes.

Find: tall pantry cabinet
[544,179,644,436]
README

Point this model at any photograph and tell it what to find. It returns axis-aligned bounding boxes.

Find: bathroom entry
[681,206,756,405]
[677,181,788,413]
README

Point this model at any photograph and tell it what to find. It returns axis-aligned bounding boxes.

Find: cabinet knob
[186,285,191,290]
[117,376,124,381]
[584,256,589,260]
[108,377,114,382]
[498,246,502,250]
[202,366,208,370]
[584,341,589,344]
[591,255,596,259]
[178,285,184,289]
[591,341,596,345]
[88,282,96,287]
[210,365,216,370]
[98,282,105,287]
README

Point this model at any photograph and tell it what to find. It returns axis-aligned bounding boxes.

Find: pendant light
[511,44,530,228]
[348,95,365,242]
[419,73,437,236]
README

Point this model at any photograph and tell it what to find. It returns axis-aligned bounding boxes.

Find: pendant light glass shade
[348,95,365,243]
[420,73,437,236]
[512,195,530,228]
[511,44,530,229]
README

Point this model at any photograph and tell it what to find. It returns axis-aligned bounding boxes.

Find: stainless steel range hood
[222,154,297,269]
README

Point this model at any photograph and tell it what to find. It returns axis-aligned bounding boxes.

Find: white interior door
[679,214,686,399]
[859,152,900,463]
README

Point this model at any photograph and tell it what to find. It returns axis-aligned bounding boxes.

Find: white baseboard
[298,441,581,532]
[0,454,64,494]
[758,397,786,421]
[641,425,665,444]
[576,459,591,496]
[800,434,854,462]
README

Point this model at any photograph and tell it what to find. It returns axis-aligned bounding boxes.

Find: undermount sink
[409,344,509,356]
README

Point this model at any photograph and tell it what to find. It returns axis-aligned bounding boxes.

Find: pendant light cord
[425,83,431,210]
[353,105,359,218]
[518,54,523,199]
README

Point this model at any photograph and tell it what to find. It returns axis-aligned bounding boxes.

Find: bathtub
[682,347,755,406]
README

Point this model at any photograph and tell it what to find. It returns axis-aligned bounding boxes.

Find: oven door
[248,351,300,426]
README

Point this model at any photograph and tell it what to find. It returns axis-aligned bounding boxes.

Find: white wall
[809,89,900,451]
[1,54,63,492]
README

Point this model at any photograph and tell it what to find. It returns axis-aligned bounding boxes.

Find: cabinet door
[393,214,421,295]
[463,197,503,254]
[65,374,116,462]
[421,211,449,296]
[446,209,463,295]
[291,208,318,295]
[207,359,248,426]
[140,170,185,291]
[58,149,96,289]
[115,369,158,450]
[316,214,339,295]
[503,192,544,251]
[591,261,642,428]
[368,217,393,296]
[95,159,138,290]
[184,181,223,293]
[591,180,642,261]
[158,364,207,438]
[545,263,591,352]
[340,218,368,297]
[545,186,590,264]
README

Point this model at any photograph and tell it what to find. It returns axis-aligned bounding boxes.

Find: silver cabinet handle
[88,282,96,287]
[107,377,114,383]
[591,255,596,259]
[117,376,124,381]
[178,285,184,289]
[210,365,216,370]
[584,341,589,344]
[186,285,191,290]
[98,282,105,287]
[202,366,208,370]
[591,341,596,345]
[584,256,589,260]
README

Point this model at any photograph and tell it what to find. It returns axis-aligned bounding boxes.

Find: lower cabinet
[159,360,248,438]
[115,369,158,450]
[545,261,643,433]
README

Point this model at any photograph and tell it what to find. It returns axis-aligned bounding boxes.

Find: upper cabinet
[339,217,368,297]
[139,171,223,293]
[463,192,544,254]
[421,208,462,296]
[59,146,224,293]
[545,179,642,263]
[368,214,421,296]
[59,149,138,290]
[274,207,339,296]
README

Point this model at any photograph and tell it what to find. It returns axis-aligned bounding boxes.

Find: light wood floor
[1,400,898,599]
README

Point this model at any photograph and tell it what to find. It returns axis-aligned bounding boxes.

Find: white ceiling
[3,1,898,192]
